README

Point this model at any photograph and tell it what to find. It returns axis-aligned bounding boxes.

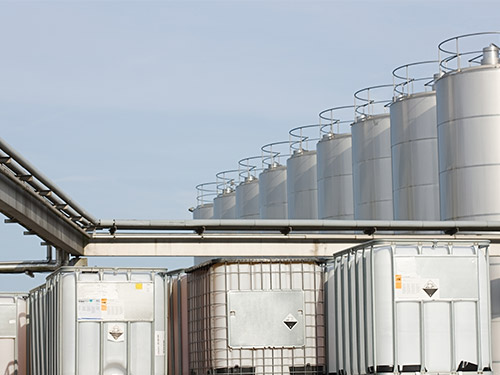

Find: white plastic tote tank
[186,258,326,375]
[390,61,440,220]
[0,294,27,375]
[352,85,393,220]
[29,267,167,375]
[436,32,500,220]
[326,240,492,375]
[287,124,320,219]
[259,141,289,219]
[317,106,354,220]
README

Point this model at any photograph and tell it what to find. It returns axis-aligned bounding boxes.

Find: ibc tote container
[186,258,326,375]
[29,267,167,375]
[0,293,27,375]
[167,271,189,375]
[326,240,492,375]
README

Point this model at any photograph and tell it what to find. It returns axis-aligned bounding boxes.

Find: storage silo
[317,106,354,220]
[436,32,500,220]
[352,85,393,220]
[259,141,289,219]
[213,169,238,219]
[236,156,261,219]
[287,125,319,219]
[391,61,440,220]
[192,182,216,219]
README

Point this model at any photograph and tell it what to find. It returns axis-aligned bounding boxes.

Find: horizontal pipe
[95,219,500,233]
[0,249,67,274]
[0,137,97,225]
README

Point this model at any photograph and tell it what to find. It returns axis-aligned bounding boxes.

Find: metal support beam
[85,232,500,257]
[0,168,88,255]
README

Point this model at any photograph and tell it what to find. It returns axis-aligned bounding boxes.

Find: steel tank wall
[259,164,287,219]
[186,258,325,375]
[29,267,167,375]
[192,204,213,219]
[390,91,440,220]
[286,150,318,219]
[317,134,354,219]
[436,65,500,220]
[0,294,27,375]
[351,114,393,220]
[213,191,236,219]
[327,241,492,375]
[236,178,260,219]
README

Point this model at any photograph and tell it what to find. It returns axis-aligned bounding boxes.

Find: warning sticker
[395,276,440,300]
[155,331,165,356]
[107,323,125,342]
[395,275,402,289]
[422,279,439,298]
[283,313,298,330]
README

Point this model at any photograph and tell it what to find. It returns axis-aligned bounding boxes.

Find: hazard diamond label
[283,313,298,330]
[423,280,438,298]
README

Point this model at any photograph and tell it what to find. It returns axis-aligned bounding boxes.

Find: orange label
[395,275,402,289]
[101,298,107,311]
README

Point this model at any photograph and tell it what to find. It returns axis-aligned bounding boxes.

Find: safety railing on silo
[215,169,240,195]
[288,123,322,153]
[438,31,500,73]
[260,140,291,168]
[392,60,439,97]
[354,84,393,118]
[238,155,263,182]
[195,182,218,207]
[318,105,355,135]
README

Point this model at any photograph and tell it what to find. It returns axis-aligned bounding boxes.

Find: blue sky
[1,0,499,291]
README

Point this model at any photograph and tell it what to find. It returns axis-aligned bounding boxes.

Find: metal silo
[436,32,500,220]
[213,169,238,219]
[317,106,354,220]
[390,61,440,220]
[192,182,216,219]
[236,156,261,219]
[259,141,289,219]
[287,125,319,219]
[352,85,393,220]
